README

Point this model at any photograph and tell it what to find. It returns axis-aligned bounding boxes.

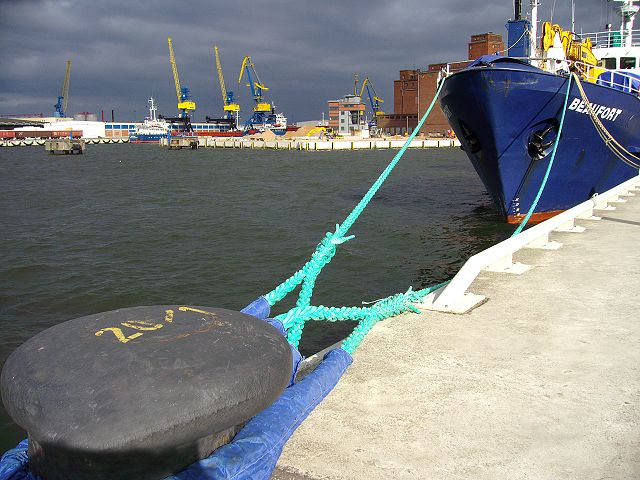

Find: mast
[530,0,539,58]
[148,98,157,122]
[614,0,639,47]
[529,0,540,64]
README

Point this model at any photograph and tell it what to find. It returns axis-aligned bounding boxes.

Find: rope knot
[327,224,355,245]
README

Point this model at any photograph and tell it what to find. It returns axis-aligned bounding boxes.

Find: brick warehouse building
[377,32,504,136]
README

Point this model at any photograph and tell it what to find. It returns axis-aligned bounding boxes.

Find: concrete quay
[0,137,129,147]
[275,185,640,479]
[197,137,461,150]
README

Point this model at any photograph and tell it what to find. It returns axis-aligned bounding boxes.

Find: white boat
[130,98,170,143]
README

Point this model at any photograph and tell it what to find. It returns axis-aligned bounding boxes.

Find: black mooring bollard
[1,305,292,480]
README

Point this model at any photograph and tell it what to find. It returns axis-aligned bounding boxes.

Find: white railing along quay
[418,172,640,314]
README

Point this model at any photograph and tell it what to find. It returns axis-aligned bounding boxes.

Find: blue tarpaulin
[0,440,37,480]
[167,348,352,480]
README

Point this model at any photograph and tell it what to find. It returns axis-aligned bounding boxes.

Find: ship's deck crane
[541,22,598,78]
[359,76,385,124]
[214,46,240,123]
[238,55,272,125]
[167,37,196,118]
[54,60,72,118]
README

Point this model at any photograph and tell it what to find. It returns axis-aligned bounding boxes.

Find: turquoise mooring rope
[264,78,449,349]
[273,282,448,354]
[511,73,574,236]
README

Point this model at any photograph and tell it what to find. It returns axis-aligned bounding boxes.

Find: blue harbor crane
[54,60,71,118]
[359,76,385,126]
[238,55,272,127]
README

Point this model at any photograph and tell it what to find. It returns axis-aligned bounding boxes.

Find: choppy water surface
[0,144,511,449]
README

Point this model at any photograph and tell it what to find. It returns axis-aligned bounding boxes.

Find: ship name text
[568,98,623,122]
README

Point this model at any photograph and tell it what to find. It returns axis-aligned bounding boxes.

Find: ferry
[439,0,640,224]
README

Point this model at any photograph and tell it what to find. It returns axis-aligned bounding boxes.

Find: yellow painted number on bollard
[178,306,217,316]
[93,308,212,344]
[120,320,163,331]
[93,308,184,343]
[95,328,143,344]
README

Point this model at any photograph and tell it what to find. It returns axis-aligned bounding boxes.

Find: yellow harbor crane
[167,37,196,118]
[214,46,240,121]
[54,60,72,118]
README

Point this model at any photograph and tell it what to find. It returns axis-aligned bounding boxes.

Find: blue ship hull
[130,133,166,143]
[439,58,640,223]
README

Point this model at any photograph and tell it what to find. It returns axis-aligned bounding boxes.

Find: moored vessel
[439,0,640,223]
[129,98,170,143]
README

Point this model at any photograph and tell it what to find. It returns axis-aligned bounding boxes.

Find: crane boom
[359,77,385,117]
[214,46,239,115]
[61,60,71,114]
[167,37,196,117]
[238,56,270,113]
[167,37,182,102]
[214,46,227,103]
[54,60,72,117]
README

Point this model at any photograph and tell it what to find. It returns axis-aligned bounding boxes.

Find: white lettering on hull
[568,97,623,122]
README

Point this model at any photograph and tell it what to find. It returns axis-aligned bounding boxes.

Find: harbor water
[0,144,512,451]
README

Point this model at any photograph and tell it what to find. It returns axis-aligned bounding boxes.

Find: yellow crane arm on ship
[541,22,599,80]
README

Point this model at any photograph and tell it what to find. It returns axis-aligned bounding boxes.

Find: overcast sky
[0,0,619,123]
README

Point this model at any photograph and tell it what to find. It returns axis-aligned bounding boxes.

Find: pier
[44,138,85,154]
[162,135,199,149]
[275,176,640,479]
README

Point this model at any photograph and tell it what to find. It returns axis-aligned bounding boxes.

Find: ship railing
[418,173,640,314]
[569,60,640,96]
[577,29,640,49]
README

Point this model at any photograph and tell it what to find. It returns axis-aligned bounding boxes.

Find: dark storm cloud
[0,0,614,122]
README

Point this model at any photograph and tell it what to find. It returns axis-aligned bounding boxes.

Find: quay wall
[197,137,461,150]
[0,137,130,147]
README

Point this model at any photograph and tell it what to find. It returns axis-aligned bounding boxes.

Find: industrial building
[327,94,367,136]
[377,32,504,136]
